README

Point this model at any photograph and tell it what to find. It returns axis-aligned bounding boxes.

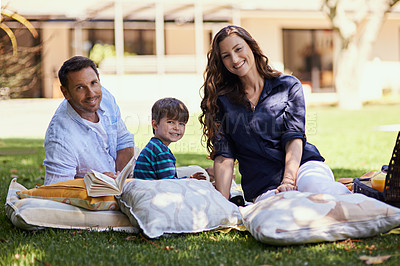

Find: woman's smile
[219,35,256,77]
[234,60,245,69]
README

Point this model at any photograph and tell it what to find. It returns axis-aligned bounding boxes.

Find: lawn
[1,104,400,265]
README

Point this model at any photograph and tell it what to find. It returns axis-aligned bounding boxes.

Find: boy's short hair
[58,56,99,89]
[152,98,189,126]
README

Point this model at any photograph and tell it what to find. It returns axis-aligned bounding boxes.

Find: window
[85,28,155,56]
[283,29,334,92]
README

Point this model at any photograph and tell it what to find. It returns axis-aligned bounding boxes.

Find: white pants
[254,161,351,203]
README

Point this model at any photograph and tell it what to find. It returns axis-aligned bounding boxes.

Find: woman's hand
[275,175,297,193]
[275,183,298,193]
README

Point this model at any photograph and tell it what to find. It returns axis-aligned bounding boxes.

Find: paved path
[0,98,63,138]
[2,97,400,139]
[0,98,157,139]
[0,74,205,139]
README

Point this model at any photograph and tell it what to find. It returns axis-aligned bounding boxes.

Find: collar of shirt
[258,76,284,104]
[65,99,106,130]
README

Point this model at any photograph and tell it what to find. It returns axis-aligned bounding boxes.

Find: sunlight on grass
[1,104,400,265]
[306,105,400,172]
[19,158,36,166]
[2,243,45,265]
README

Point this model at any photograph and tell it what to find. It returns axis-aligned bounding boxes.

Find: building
[2,0,400,108]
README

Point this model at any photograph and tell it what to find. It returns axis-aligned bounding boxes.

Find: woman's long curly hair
[199,25,282,158]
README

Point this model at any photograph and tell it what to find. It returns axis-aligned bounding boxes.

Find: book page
[90,170,118,190]
[115,156,136,190]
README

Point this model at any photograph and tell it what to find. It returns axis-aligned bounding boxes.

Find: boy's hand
[189,172,207,180]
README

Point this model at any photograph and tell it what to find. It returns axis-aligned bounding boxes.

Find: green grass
[1,104,400,265]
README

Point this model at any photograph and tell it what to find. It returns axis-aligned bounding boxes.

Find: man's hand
[189,172,207,180]
[103,171,120,179]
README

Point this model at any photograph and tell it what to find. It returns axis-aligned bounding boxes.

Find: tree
[1,7,38,55]
[0,6,40,98]
[322,0,400,109]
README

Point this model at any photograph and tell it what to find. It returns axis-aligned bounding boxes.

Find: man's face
[61,67,102,121]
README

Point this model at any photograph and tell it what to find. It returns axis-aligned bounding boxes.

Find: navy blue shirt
[134,137,178,180]
[214,75,324,201]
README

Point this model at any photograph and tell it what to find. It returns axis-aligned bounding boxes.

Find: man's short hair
[152,98,189,125]
[58,56,99,89]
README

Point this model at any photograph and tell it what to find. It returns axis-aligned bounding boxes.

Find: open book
[84,156,136,197]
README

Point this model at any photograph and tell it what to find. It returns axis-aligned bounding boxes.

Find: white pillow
[5,178,139,232]
[240,191,400,245]
[116,179,242,238]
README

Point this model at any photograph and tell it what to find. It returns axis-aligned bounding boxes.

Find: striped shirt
[134,137,178,180]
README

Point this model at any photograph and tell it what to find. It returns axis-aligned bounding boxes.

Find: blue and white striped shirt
[134,137,179,180]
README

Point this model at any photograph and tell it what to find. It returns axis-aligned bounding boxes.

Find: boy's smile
[152,117,186,146]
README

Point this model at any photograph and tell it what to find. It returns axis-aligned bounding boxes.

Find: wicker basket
[353,178,385,201]
[353,131,400,208]
[384,131,400,206]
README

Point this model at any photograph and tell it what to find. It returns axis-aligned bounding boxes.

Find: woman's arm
[276,138,302,193]
[214,155,235,199]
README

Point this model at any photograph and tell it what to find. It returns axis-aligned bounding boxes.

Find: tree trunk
[335,41,362,109]
[323,0,399,109]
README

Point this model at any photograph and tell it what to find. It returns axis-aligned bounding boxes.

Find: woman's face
[218,34,256,77]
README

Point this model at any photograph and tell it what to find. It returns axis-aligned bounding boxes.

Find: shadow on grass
[0,138,46,193]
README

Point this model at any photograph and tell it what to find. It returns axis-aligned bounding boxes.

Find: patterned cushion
[116,179,242,238]
[5,178,139,232]
[240,191,400,245]
[16,179,119,211]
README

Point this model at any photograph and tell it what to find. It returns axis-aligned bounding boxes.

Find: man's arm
[43,141,77,185]
[114,110,135,173]
[115,147,134,172]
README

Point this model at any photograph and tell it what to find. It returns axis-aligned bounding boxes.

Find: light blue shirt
[43,87,134,185]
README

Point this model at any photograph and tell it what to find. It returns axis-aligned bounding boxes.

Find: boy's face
[152,117,186,146]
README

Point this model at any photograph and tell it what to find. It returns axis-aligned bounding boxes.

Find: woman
[199,25,350,202]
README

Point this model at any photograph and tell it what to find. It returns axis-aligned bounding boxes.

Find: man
[43,56,134,185]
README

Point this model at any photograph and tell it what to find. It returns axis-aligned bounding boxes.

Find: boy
[134,98,206,180]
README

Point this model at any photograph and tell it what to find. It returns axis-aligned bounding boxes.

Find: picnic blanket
[5,178,138,232]
[5,178,400,245]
